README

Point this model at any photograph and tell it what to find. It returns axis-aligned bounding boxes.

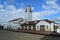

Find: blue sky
[0,0,60,24]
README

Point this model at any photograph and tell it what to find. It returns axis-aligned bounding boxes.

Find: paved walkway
[5,29,60,36]
[0,30,60,40]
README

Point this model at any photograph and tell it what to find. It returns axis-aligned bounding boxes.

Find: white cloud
[0,1,25,24]
[0,4,4,8]
[32,10,58,20]
[45,0,60,9]
[53,17,60,21]
[0,0,60,24]
[31,7,34,10]
[32,12,41,20]
[33,0,60,20]
[52,17,60,24]
[0,0,29,24]
[20,3,24,6]
[0,4,24,24]
[42,5,49,10]
[17,9,24,14]
[6,5,17,14]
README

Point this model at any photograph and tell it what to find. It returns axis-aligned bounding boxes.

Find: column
[24,26,25,30]
[27,26,29,30]
[31,26,33,30]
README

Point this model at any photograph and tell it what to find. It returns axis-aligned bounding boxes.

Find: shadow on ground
[40,35,60,40]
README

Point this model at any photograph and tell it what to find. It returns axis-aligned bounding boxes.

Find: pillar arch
[24,26,25,30]
[31,26,33,30]
[25,25,27,30]
[33,25,36,30]
[28,25,31,30]
[21,26,24,30]
[27,26,29,30]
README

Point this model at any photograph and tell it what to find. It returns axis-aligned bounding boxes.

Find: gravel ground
[0,30,60,40]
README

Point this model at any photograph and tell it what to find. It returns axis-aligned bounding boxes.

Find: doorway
[40,25,45,31]
[28,26,31,30]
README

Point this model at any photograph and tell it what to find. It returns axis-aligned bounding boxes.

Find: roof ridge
[8,18,23,22]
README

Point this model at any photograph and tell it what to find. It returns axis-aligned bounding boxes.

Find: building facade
[20,20,40,30]
[4,18,25,29]
[20,19,59,32]
[3,5,60,33]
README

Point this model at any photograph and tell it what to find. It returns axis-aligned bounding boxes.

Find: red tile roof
[9,18,23,22]
[20,19,54,26]
[20,20,40,26]
[44,19,54,24]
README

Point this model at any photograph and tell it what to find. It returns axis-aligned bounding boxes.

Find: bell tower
[25,5,32,21]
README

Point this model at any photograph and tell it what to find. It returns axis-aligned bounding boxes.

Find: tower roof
[27,5,31,7]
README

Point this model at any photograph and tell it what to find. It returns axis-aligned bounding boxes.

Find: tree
[0,24,1,29]
[0,24,1,27]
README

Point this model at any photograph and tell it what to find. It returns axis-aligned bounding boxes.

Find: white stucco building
[20,19,59,32]
[36,19,58,32]
[3,5,60,33]
[4,18,25,29]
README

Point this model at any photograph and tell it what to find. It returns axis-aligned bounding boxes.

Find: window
[37,26,39,29]
[13,22,17,24]
[33,25,35,27]
[33,25,36,30]
[18,22,20,24]
[29,25,31,27]
[15,26,16,28]
[47,26,48,29]
[29,25,31,30]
